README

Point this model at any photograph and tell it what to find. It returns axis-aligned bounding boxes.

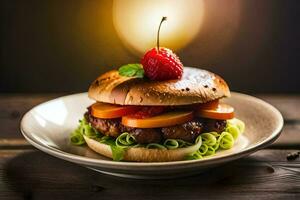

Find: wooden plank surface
[273,123,300,148]
[257,94,300,121]
[0,149,299,200]
[0,94,63,139]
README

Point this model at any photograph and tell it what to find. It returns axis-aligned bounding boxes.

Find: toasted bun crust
[83,135,202,162]
[88,67,230,106]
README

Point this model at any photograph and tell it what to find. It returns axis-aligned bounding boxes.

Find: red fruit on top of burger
[141,17,184,81]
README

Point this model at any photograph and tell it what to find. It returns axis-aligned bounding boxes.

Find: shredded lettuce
[185,150,203,160]
[100,137,126,161]
[198,144,208,155]
[115,132,136,148]
[177,139,193,148]
[70,128,85,145]
[227,118,245,134]
[205,146,216,156]
[211,141,220,150]
[225,125,240,140]
[70,118,97,145]
[146,143,167,150]
[187,118,245,160]
[70,117,245,161]
[201,132,217,146]
[218,132,234,149]
[70,118,126,161]
[163,139,179,149]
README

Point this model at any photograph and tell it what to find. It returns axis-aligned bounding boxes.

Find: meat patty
[202,119,227,133]
[86,113,122,138]
[86,111,227,144]
[86,112,161,143]
[161,120,203,143]
[127,128,162,144]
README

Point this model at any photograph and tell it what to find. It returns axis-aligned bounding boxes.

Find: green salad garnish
[70,117,245,161]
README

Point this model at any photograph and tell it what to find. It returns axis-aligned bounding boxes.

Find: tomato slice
[196,103,234,120]
[90,102,139,119]
[122,111,194,128]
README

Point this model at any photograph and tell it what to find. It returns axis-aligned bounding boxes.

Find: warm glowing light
[113,0,204,55]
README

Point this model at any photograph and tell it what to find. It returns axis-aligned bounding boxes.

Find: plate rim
[20,92,284,168]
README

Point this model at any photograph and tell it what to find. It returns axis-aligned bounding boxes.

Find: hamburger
[70,17,244,162]
[70,66,245,162]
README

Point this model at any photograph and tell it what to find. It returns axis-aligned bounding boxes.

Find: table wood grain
[0,94,299,200]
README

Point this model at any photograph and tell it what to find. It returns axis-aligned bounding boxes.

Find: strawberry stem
[157,16,167,50]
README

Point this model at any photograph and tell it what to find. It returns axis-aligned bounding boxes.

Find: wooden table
[0,94,299,200]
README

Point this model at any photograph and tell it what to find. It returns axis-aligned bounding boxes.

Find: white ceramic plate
[21,92,283,179]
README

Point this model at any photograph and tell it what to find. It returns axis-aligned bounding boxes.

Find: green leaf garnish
[101,137,126,161]
[70,118,102,145]
[118,64,144,78]
[71,116,245,161]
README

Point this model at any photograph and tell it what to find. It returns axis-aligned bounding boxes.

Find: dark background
[1,0,299,94]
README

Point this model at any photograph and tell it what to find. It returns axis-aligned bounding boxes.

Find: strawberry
[141,47,183,81]
[141,16,184,81]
